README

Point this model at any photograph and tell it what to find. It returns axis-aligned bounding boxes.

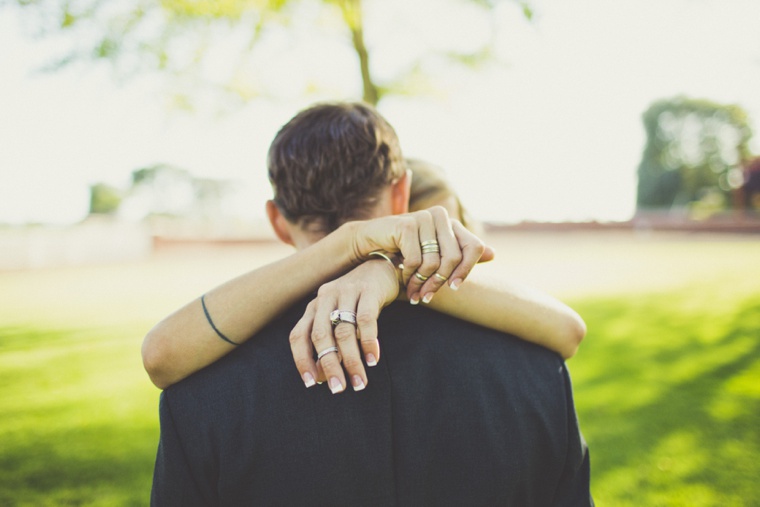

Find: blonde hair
[406,158,478,232]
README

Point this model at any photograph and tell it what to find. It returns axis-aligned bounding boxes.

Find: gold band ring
[420,240,439,247]
[434,272,449,282]
[414,272,430,282]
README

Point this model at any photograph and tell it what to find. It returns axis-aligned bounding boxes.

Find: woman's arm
[426,271,586,359]
[289,260,586,393]
[142,209,493,389]
[142,224,359,389]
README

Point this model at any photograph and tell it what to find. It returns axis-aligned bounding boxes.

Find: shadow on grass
[0,423,156,507]
[2,290,759,506]
[570,291,760,506]
[0,325,159,507]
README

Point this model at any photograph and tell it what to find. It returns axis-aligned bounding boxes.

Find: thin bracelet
[200,294,240,346]
[367,250,404,285]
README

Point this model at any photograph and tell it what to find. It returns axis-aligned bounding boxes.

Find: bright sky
[1,0,759,225]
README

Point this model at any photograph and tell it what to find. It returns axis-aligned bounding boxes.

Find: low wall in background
[0,218,152,270]
[3,212,758,271]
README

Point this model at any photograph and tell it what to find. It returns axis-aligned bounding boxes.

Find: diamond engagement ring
[330,310,357,327]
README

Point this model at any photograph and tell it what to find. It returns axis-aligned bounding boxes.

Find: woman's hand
[348,206,495,303]
[289,259,400,394]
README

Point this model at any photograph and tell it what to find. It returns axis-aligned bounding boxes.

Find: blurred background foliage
[637,96,755,217]
[6,0,532,106]
[6,0,759,222]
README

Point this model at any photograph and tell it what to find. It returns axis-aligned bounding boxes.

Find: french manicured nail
[410,294,420,305]
[422,292,434,304]
[329,377,344,394]
[302,372,316,388]
[366,353,377,366]
[352,375,366,391]
[450,278,462,291]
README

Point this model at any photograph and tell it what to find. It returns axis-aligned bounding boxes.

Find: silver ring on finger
[317,346,340,361]
[330,309,357,327]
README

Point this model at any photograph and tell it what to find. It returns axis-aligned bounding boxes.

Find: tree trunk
[339,0,379,105]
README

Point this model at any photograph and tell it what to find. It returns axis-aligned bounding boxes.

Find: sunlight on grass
[1,235,759,505]
[0,324,158,506]
[569,279,760,506]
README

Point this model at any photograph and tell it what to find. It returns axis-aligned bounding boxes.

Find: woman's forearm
[142,223,362,389]
[143,210,494,389]
[427,271,586,359]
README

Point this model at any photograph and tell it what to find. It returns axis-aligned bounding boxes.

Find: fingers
[310,291,346,394]
[447,220,487,289]
[397,214,426,289]
[402,210,442,303]
[292,273,386,394]
[290,301,319,388]
[355,294,381,369]
[399,208,492,303]
[333,294,367,392]
[411,207,462,303]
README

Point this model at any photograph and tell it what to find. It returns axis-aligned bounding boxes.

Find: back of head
[268,102,406,233]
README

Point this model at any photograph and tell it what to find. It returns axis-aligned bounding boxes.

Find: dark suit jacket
[151,300,593,506]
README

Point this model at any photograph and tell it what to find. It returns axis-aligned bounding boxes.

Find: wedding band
[421,245,440,254]
[434,272,448,282]
[330,309,357,327]
[420,240,439,247]
[317,346,339,361]
[414,272,429,282]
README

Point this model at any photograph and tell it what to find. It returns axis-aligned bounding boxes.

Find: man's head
[266,102,409,247]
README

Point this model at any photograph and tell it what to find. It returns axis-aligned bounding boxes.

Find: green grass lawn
[0,324,157,506]
[570,280,760,506]
[1,235,759,506]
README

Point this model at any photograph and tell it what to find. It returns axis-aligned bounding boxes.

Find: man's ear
[266,200,295,246]
[391,169,411,215]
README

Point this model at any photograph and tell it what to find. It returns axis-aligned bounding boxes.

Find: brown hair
[267,102,406,233]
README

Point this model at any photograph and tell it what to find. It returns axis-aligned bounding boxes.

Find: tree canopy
[636,96,753,215]
[7,0,532,106]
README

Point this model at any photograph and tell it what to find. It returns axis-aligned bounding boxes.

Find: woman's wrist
[368,251,405,296]
[363,258,402,304]
[333,220,366,266]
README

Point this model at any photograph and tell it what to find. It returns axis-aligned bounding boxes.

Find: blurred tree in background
[88,182,123,215]
[636,96,753,217]
[6,0,532,106]
[124,164,233,219]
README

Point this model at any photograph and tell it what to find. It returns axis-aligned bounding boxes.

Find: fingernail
[450,278,462,291]
[410,295,420,305]
[352,375,366,391]
[422,292,434,304]
[329,377,344,394]
[302,371,316,388]
[366,353,377,366]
